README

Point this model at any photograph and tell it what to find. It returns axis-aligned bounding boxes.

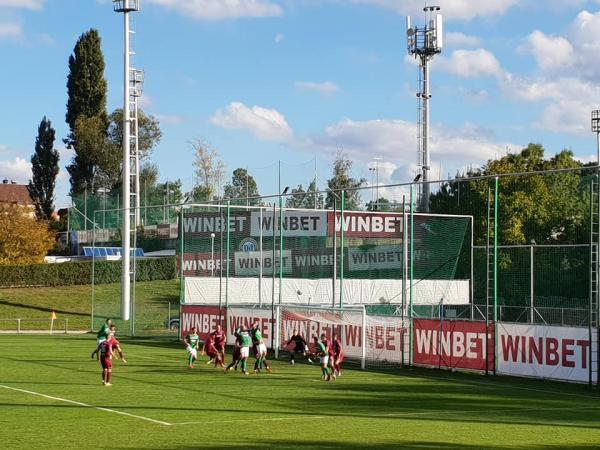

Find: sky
[1,0,600,208]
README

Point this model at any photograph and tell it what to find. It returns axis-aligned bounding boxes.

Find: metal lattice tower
[407,6,443,212]
[113,0,142,321]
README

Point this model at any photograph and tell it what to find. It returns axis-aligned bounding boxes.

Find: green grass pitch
[1,334,600,449]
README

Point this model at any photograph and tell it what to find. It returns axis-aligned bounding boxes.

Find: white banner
[225,307,275,348]
[348,245,403,271]
[497,323,597,383]
[184,277,470,306]
[250,211,328,237]
[234,250,293,276]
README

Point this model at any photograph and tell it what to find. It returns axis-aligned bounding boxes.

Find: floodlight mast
[113,0,141,321]
[407,6,443,212]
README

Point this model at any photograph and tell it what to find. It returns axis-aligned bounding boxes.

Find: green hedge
[0,257,177,288]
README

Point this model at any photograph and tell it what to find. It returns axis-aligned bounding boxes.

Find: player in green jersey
[91,318,113,360]
[237,327,251,375]
[314,334,332,381]
[250,322,272,374]
[183,327,200,368]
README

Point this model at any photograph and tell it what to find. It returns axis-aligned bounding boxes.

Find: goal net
[276,305,408,369]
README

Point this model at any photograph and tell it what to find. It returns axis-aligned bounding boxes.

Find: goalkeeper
[286,329,312,365]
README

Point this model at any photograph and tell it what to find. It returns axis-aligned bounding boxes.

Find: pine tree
[28,117,59,220]
[65,29,109,195]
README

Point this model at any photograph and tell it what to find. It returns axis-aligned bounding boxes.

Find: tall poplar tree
[28,117,59,220]
[65,29,109,195]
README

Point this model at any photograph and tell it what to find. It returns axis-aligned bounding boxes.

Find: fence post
[530,245,534,324]
[65,318,68,334]
[17,318,21,334]
[361,305,367,370]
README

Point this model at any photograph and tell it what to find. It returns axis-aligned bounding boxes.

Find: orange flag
[51,311,57,320]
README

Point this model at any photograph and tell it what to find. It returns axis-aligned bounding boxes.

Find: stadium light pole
[113,0,140,321]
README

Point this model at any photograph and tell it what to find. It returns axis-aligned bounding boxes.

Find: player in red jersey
[211,324,226,368]
[100,325,126,386]
[201,334,221,367]
[331,333,344,377]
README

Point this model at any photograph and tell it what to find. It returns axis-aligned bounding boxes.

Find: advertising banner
[413,319,494,371]
[497,323,596,383]
[328,212,404,238]
[234,250,293,276]
[183,213,250,236]
[180,252,223,277]
[180,305,226,340]
[250,211,328,237]
[279,309,407,363]
[348,245,403,271]
[225,307,275,348]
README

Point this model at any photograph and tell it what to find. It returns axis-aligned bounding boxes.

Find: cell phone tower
[407,6,443,212]
[113,0,144,321]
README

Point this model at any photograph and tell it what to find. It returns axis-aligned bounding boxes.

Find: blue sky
[1,0,600,208]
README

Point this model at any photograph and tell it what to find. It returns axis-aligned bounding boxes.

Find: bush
[0,257,177,288]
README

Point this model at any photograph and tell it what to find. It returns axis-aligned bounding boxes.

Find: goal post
[275,304,408,369]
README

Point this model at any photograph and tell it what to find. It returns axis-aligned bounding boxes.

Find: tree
[0,205,55,265]
[65,29,109,194]
[28,117,59,220]
[429,144,588,245]
[286,180,324,209]
[223,168,260,205]
[325,153,366,210]
[106,108,162,162]
[190,139,225,201]
[366,197,398,212]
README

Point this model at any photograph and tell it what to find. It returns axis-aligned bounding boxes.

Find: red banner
[413,319,494,371]
[180,305,225,340]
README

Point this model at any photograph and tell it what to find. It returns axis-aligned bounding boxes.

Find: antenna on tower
[407,5,443,212]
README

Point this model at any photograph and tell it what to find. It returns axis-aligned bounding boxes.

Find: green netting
[179,201,472,308]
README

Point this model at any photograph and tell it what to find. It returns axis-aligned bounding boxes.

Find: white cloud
[309,118,514,185]
[521,30,574,71]
[210,102,293,141]
[436,49,503,78]
[0,157,31,184]
[0,22,22,38]
[500,74,600,135]
[0,0,43,9]
[147,0,283,20]
[349,0,518,21]
[295,81,340,95]
[445,32,481,47]
[274,32,284,43]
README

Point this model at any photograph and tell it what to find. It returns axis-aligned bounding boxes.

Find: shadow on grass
[0,299,89,317]
[133,441,600,450]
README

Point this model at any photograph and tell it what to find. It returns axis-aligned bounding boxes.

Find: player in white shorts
[250,322,272,374]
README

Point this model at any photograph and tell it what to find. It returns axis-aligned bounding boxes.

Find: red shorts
[215,342,225,352]
[101,356,112,369]
[206,349,218,358]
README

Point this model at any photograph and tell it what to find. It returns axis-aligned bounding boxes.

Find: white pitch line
[173,415,325,426]
[0,384,172,426]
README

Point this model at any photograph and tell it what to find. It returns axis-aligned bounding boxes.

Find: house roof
[0,184,33,206]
